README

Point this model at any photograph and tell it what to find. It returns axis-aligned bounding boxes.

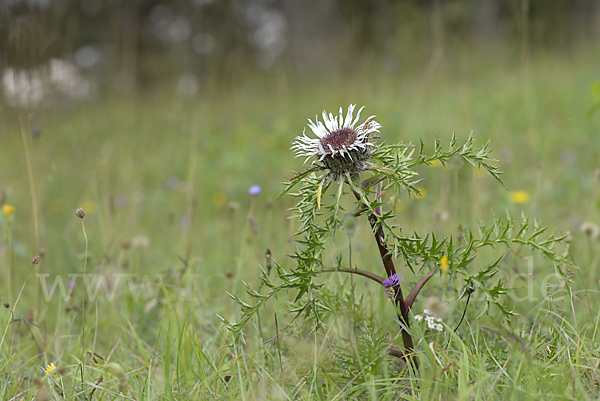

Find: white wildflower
[415,309,444,332]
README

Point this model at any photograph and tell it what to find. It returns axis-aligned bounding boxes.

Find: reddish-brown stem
[389,345,409,370]
[322,267,418,368]
[405,268,439,311]
[353,187,417,368]
[320,267,384,285]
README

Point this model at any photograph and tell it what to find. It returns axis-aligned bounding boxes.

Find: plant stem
[320,268,384,285]
[405,268,439,310]
[288,166,321,182]
[81,219,89,362]
[352,186,417,368]
[348,234,356,348]
[7,221,12,303]
[454,290,472,332]
[19,116,40,309]
[322,264,438,346]
[348,234,355,302]
[0,260,36,352]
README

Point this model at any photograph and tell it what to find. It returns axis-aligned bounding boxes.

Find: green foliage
[227,135,572,343]
[334,326,393,384]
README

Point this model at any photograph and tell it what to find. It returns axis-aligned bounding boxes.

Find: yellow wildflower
[45,363,57,376]
[3,204,15,217]
[212,192,227,207]
[440,256,449,275]
[415,187,427,200]
[509,191,530,204]
[430,159,443,168]
[81,201,97,214]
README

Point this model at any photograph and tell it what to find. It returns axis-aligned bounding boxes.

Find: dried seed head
[76,208,85,218]
[132,236,150,249]
[227,201,239,212]
[424,296,447,318]
[342,215,359,237]
[3,303,9,309]
[226,269,235,279]
[121,240,131,250]
[32,255,40,265]
[36,380,52,400]
[265,248,273,275]
[433,210,449,221]
[580,221,599,239]
[247,214,258,235]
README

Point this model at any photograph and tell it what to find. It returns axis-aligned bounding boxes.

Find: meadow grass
[1,42,600,399]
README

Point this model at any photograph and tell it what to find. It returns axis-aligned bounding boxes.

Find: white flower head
[291,104,381,179]
[415,309,444,332]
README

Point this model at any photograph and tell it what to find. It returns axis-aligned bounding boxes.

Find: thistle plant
[225,104,572,370]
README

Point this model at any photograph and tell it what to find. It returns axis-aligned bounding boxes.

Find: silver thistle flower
[291,104,381,183]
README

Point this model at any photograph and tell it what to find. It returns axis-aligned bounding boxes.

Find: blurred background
[1,0,600,320]
[2,0,600,104]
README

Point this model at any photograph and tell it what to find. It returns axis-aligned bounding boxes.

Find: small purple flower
[382,273,402,288]
[67,281,76,290]
[248,185,262,196]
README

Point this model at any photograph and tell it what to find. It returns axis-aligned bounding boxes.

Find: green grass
[1,42,600,399]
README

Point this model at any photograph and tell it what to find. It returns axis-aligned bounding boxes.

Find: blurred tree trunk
[573,0,600,39]
[595,1,600,40]
[119,0,140,93]
[282,0,339,73]
[4,15,44,69]
[472,0,502,42]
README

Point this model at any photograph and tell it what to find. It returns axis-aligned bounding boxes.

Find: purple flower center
[320,127,358,153]
[382,273,402,288]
